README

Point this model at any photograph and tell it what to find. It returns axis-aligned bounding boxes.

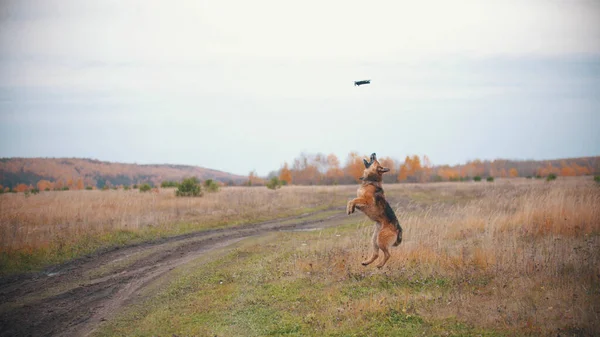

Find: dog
[347,153,402,268]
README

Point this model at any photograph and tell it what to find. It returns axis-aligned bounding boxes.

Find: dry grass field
[94,177,599,336]
[1,178,599,335]
[0,186,345,273]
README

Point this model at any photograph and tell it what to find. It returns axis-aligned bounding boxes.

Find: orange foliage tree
[509,168,519,178]
[325,153,344,184]
[37,180,54,191]
[279,162,292,185]
[344,152,365,182]
[15,184,29,192]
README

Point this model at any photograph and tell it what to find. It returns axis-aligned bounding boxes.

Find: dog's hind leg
[362,223,381,266]
[375,227,397,268]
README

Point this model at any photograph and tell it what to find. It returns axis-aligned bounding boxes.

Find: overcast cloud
[1,0,599,175]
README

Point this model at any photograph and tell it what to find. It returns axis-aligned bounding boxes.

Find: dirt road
[0,207,350,337]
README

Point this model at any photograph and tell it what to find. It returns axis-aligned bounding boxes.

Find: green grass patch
[95,228,506,337]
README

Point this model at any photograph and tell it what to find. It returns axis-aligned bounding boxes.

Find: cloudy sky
[0,0,599,176]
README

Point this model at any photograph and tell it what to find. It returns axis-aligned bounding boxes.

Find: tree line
[266,152,599,186]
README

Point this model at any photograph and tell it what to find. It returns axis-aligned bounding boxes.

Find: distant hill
[0,158,248,189]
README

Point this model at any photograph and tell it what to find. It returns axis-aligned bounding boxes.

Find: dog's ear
[370,153,377,162]
[363,158,372,168]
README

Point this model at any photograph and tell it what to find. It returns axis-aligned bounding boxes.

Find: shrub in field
[124,186,130,190]
[132,184,138,189]
[176,177,202,197]
[203,179,220,193]
[30,188,39,195]
[473,176,482,182]
[139,183,152,193]
[546,173,557,182]
[486,176,494,182]
[266,177,283,190]
[594,175,600,183]
[161,181,179,188]
[101,185,109,191]
[85,186,93,190]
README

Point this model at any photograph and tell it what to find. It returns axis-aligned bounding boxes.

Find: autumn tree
[279,162,292,185]
[509,168,519,178]
[247,170,264,186]
[398,155,426,182]
[15,183,29,192]
[325,153,344,184]
[344,152,365,182]
[37,180,54,191]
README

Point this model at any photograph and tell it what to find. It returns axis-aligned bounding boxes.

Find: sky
[0,0,599,176]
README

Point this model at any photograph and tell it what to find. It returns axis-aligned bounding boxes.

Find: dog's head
[360,153,390,182]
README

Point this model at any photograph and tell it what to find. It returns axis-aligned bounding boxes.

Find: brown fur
[347,153,402,268]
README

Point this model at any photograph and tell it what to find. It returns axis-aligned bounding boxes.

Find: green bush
[132,184,139,189]
[124,186,130,191]
[546,173,557,182]
[594,175,600,183]
[486,177,494,182]
[161,181,179,188]
[139,183,152,192]
[203,179,220,193]
[266,177,283,190]
[62,187,69,191]
[30,188,40,195]
[176,177,202,197]
[473,176,482,182]
[102,185,109,191]
[85,186,93,190]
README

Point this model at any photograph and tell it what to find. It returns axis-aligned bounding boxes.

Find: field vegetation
[1,177,598,335]
[0,186,345,273]
[95,178,599,336]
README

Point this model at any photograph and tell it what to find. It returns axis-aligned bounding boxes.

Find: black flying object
[354,79,371,86]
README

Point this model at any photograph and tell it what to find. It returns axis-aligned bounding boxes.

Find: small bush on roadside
[124,186,130,190]
[473,176,482,182]
[102,185,109,191]
[203,179,220,193]
[594,175,600,183]
[139,183,152,193]
[546,173,557,182]
[266,177,283,190]
[85,186,93,190]
[176,177,202,197]
[30,188,40,195]
[486,177,494,182]
[132,184,138,189]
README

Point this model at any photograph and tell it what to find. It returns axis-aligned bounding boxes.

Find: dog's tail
[393,222,403,247]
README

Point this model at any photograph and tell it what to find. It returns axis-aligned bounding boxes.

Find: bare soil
[0,207,350,337]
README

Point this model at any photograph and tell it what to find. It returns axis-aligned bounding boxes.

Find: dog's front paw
[346,202,354,215]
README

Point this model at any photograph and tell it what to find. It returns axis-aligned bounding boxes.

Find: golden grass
[0,186,348,254]
[290,178,600,335]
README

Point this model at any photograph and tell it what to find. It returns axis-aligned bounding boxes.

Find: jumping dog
[347,153,402,268]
